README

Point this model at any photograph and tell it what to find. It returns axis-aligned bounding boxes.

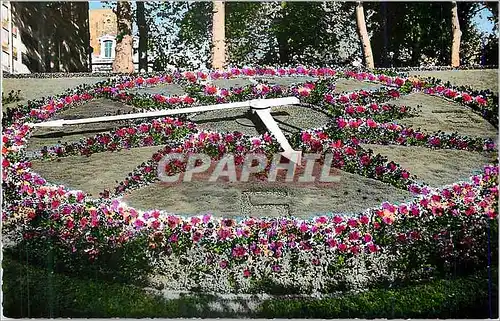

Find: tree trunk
[355,1,374,69]
[277,1,290,65]
[451,1,462,67]
[212,1,226,70]
[112,1,134,73]
[136,1,148,72]
[381,1,388,67]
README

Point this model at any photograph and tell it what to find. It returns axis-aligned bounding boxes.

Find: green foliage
[258,271,498,319]
[2,89,21,105]
[142,1,496,69]
[3,254,496,318]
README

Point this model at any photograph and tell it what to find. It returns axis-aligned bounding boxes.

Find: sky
[88,1,496,35]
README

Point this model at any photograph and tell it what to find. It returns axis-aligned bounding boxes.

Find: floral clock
[2,67,498,294]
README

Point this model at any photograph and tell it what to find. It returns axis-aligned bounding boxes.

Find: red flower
[360,155,371,166]
[349,231,360,241]
[183,96,195,104]
[461,93,472,102]
[388,90,400,98]
[330,140,343,149]
[366,119,377,128]
[205,86,217,95]
[339,95,349,103]
[345,146,357,156]
[337,118,348,129]
[397,233,407,242]
[332,215,343,224]
[355,105,366,113]
[345,106,355,114]
[66,219,74,229]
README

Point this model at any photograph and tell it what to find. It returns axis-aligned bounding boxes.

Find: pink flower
[232,246,247,258]
[326,238,337,248]
[337,118,348,129]
[333,215,343,224]
[475,96,487,105]
[301,132,312,142]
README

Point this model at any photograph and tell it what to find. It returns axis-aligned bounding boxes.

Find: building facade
[2,2,29,73]
[5,2,91,73]
[89,8,139,72]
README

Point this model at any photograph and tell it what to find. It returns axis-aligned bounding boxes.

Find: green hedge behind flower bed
[3,255,497,318]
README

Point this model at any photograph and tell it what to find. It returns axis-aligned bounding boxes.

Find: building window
[104,40,113,58]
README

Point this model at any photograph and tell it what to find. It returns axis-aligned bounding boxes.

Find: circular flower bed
[2,67,498,294]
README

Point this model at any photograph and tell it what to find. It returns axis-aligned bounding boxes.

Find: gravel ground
[122,169,413,218]
[26,98,139,151]
[30,146,162,197]
[2,77,109,108]
[334,78,384,93]
[190,104,331,137]
[388,92,498,142]
[127,83,186,96]
[408,69,498,92]
[361,144,496,187]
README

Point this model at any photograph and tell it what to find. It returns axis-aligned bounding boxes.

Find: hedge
[2,255,497,318]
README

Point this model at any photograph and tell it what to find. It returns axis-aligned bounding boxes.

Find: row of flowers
[3,160,497,292]
[2,67,498,293]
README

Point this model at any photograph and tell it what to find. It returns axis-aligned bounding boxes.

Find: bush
[258,272,499,319]
[3,255,497,318]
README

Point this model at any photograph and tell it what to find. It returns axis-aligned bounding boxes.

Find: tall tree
[212,1,225,69]
[112,1,134,73]
[355,1,374,69]
[451,1,462,67]
[136,1,148,72]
